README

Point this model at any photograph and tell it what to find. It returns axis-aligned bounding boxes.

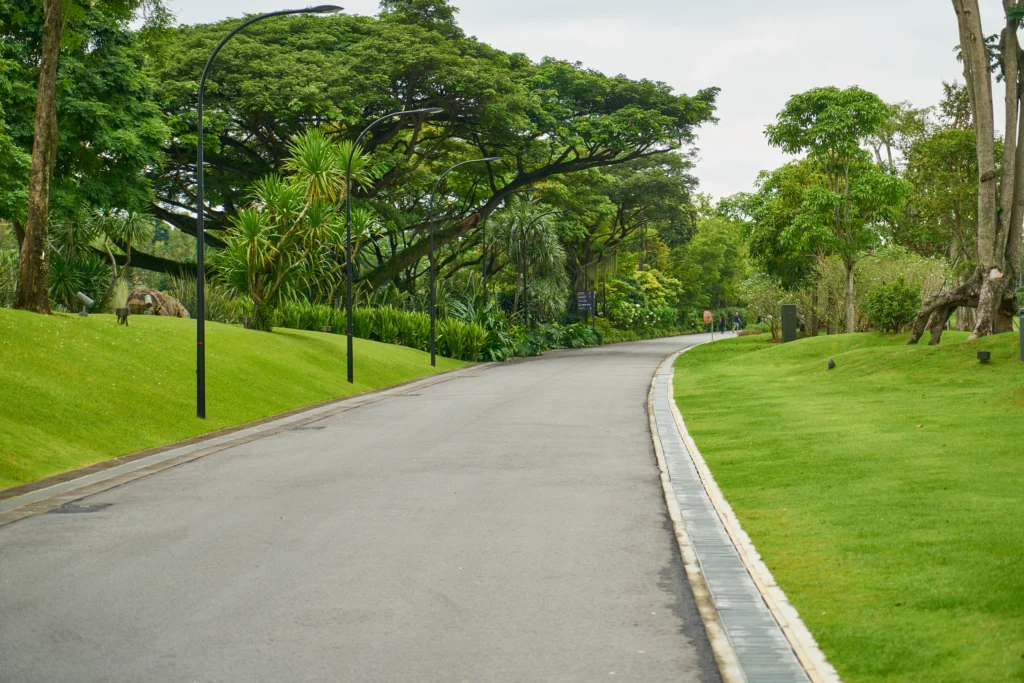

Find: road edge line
[666,345,841,683]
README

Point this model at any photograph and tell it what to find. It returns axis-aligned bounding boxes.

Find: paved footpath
[0,334,725,683]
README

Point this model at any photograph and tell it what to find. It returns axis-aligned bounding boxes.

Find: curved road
[0,334,722,683]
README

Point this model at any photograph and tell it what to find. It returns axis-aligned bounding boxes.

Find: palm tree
[216,129,382,331]
[489,200,569,323]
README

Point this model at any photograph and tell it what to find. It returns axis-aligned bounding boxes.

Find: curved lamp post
[342,107,444,384]
[428,156,502,366]
[195,5,342,419]
[520,209,569,327]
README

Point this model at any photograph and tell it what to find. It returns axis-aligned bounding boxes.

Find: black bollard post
[782,304,797,343]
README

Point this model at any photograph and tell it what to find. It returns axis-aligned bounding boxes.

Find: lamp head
[394,107,445,119]
[481,156,502,163]
[307,5,343,13]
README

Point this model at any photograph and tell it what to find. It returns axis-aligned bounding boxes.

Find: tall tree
[3,0,167,312]
[908,0,1022,343]
[12,0,61,313]
[765,86,909,332]
[146,6,717,291]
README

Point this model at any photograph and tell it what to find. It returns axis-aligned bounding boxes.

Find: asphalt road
[0,334,722,683]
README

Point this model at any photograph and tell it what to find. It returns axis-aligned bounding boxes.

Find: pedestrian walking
[718,314,726,334]
[733,312,741,331]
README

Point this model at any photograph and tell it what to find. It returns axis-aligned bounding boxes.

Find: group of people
[717,312,741,334]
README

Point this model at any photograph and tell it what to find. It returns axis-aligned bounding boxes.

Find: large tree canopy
[145,1,717,289]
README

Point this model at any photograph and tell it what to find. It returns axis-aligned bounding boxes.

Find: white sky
[166,0,1007,200]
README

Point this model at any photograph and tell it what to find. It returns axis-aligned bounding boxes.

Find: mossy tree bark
[910,0,1023,343]
[13,0,63,314]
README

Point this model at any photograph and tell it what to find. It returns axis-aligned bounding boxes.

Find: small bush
[863,277,921,333]
[438,318,488,361]
[350,306,376,339]
[169,275,239,323]
[395,310,430,351]
[0,249,17,307]
[375,306,401,344]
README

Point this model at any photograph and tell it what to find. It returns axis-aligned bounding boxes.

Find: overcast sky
[166,0,1006,200]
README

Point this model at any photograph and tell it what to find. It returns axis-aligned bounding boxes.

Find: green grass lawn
[0,308,465,490]
[673,331,1024,683]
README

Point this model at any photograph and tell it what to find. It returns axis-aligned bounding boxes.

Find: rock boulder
[126,288,190,318]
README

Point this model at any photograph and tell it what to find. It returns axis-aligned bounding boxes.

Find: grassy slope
[0,309,464,489]
[673,332,1024,683]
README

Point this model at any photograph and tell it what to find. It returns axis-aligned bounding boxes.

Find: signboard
[703,310,713,325]
[577,290,596,311]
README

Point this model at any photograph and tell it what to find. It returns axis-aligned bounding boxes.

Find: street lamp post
[195,5,342,419]
[519,209,569,327]
[342,107,443,384]
[428,156,502,366]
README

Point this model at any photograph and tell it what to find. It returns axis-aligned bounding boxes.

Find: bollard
[781,304,797,343]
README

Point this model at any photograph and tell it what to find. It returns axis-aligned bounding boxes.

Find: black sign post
[577,290,597,325]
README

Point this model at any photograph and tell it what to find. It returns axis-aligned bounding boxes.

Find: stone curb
[654,343,841,683]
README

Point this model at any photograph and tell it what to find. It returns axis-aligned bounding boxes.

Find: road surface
[0,334,722,682]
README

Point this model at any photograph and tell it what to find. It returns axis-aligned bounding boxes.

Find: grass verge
[673,331,1023,683]
[0,309,465,490]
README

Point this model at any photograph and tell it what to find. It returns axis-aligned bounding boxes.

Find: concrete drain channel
[48,503,113,514]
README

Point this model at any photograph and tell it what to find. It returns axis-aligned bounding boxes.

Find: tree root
[907,268,1017,344]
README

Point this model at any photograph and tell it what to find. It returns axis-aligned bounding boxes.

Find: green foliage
[110,279,131,311]
[167,275,239,324]
[0,247,17,307]
[48,250,110,312]
[863,277,921,333]
[669,214,747,312]
[350,307,376,339]
[763,86,910,263]
[394,309,430,351]
[602,267,683,330]
[0,0,169,223]
[895,83,977,269]
[437,317,488,362]
[148,9,716,287]
[215,129,376,330]
[739,273,785,341]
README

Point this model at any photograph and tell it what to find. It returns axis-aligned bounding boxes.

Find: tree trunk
[843,257,856,333]
[250,300,275,332]
[810,289,819,336]
[956,305,976,331]
[13,0,63,314]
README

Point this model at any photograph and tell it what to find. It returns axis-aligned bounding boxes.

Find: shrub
[169,275,240,324]
[375,306,402,344]
[863,277,921,333]
[0,249,17,307]
[437,317,488,361]
[740,273,785,341]
[350,306,376,339]
[395,309,430,351]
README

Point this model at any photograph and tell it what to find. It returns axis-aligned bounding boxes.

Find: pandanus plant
[215,129,384,331]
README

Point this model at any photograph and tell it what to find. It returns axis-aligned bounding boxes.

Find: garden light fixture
[194,5,344,419]
[75,292,93,317]
[342,107,445,383]
[428,156,503,366]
